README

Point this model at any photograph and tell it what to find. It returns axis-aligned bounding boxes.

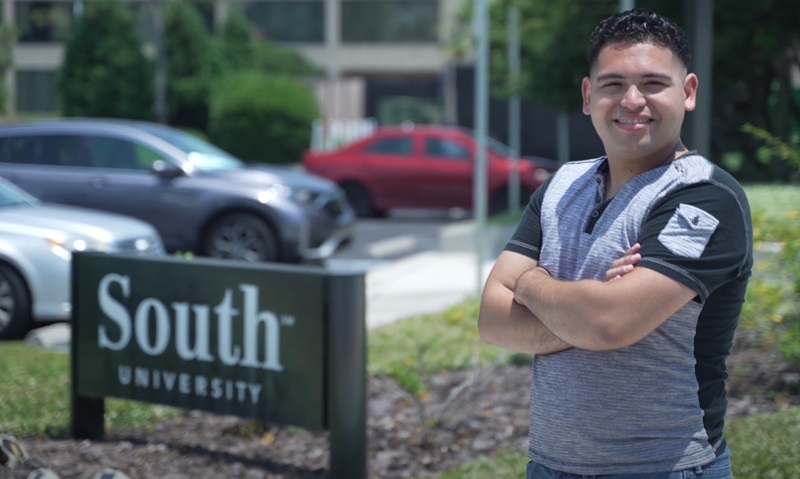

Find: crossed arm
[478,244,696,353]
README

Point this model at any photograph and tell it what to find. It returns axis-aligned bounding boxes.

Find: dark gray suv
[0,119,355,263]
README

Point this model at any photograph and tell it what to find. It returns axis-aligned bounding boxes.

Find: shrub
[208,72,318,165]
[742,187,800,370]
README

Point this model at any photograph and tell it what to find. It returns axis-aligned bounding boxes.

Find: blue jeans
[526,447,731,479]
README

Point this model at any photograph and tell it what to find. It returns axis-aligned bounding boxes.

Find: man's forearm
[513,266,614,349]
[478,282,572,355]
[513,265,691,351]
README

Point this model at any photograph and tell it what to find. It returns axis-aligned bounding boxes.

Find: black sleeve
[636,181,752,302]
[503,174,553,260]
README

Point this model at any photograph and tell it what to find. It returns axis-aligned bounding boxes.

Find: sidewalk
[24,220,508,349]
[365,250,495,329]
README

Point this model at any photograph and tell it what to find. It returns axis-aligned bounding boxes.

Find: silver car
[0,178,164,339]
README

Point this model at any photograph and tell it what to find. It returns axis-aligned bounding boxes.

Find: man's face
[581,42,698,162]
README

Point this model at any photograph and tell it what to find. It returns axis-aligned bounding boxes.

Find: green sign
[73,255,327,429]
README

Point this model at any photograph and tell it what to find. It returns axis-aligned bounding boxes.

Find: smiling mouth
[615,118,652,125]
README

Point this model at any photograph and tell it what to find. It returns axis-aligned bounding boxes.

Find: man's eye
[642,82,668,92]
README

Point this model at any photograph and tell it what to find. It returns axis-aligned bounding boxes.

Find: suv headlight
[259,184,318,205]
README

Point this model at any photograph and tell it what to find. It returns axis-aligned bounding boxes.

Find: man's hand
[535,244,641,283]
[603,243,641,282]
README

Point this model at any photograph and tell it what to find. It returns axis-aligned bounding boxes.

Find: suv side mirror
[151,159,185,179]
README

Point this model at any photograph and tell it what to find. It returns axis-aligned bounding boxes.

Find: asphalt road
[325,209,466,270]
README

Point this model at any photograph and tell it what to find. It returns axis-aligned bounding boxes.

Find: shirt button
[591,210,599,218]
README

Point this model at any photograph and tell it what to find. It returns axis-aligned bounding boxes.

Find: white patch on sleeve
[658,203,719,258]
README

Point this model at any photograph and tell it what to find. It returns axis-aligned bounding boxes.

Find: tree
[487,0,618,111]
[476,0,800,180]
[211,6,321,78]
[213,6,256,73]
[482,0,619,163]
[254,41,322,78]
[710,0,800,181]
[163,0,213,131]
[0,26,15,114]
[58,0,153,119]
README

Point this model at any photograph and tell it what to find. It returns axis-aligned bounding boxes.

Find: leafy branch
[741,123,800,175]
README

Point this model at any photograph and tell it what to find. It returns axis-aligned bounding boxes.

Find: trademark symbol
[280,315,295,327]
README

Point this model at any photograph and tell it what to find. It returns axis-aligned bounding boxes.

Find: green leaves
[744,185,800,369]
[208,73,318,164]
[58,0,154,120]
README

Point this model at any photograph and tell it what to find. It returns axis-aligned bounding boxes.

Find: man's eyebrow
[594,72,673,82]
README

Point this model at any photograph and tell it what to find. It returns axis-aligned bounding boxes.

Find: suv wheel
[0,264,31,340]
[203,213,278,263]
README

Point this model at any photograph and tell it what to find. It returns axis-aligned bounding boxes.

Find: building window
[16,70,59,113]
[15,1,75,43]
[341,0,437,43]
[241,0,324,43]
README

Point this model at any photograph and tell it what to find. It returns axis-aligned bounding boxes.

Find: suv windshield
[143,126,244,171]
[0,183,32,208]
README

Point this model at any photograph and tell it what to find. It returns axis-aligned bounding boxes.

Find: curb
[24,323,70,352]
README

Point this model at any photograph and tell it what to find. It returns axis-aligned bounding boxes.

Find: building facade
[3,0,464,121]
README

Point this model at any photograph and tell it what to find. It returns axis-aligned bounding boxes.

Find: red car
[302,125,550,218]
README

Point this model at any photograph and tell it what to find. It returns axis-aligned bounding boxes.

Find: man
[478,8,752,478]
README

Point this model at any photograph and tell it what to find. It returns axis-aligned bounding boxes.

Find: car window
[459,127,517,157]
[0,136,43,165]
[365,136,413,155]
[425,138,470,160]
[88,136,161,170]
[47,136,91,166]
[0,135,90,166]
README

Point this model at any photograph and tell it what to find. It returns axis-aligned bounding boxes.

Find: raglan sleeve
[636,181,753,302]
[503,174,552,261]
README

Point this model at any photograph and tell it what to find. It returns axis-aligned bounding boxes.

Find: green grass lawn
[0,343,178,437]
[744,184,800,219]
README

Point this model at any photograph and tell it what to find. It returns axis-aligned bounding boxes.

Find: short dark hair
[587,8,690,72]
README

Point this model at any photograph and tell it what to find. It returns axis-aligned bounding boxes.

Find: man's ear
[581,77,592,115]
[684,73,699,112]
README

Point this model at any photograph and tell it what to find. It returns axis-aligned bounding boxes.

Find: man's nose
[621,85,646,109]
